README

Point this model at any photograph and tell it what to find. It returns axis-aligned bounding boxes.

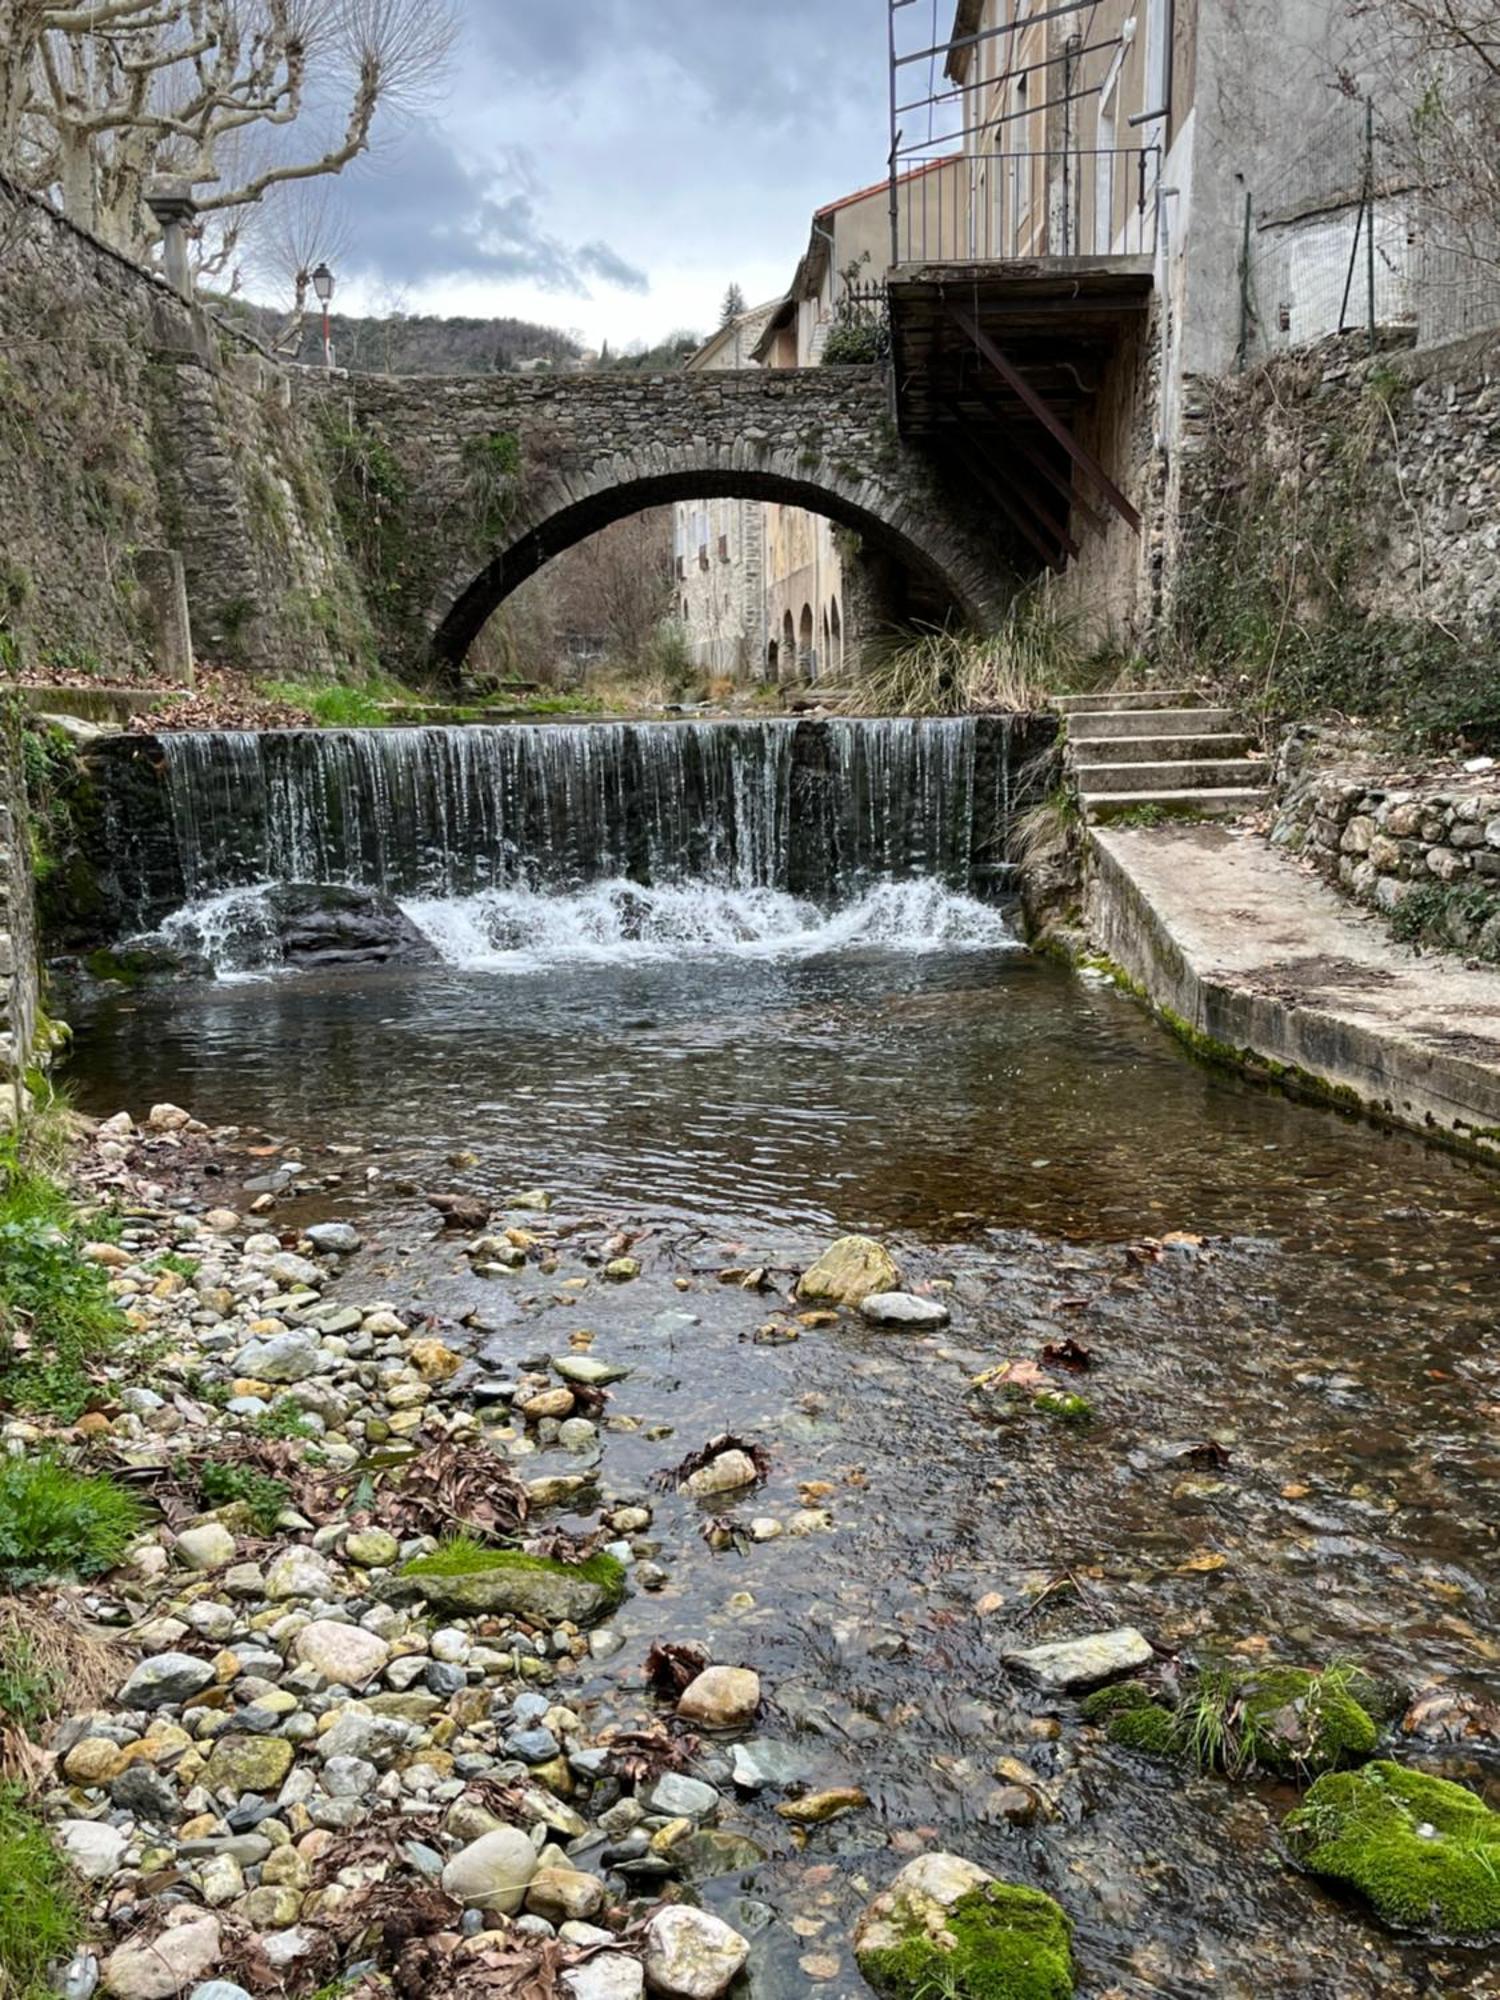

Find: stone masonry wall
[0,174,368,681]
[1170,329,1500,733]
[1272,761,1500,958]
[0,708,38,1122]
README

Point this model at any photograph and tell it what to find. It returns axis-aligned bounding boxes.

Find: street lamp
[312,262,335,370]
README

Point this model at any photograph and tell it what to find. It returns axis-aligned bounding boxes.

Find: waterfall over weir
[92,717,1050,975]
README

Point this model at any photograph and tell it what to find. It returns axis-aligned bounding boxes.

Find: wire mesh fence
[1239,94,1500,363]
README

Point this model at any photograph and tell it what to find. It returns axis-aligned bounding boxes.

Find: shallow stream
[63,940,1500,1997]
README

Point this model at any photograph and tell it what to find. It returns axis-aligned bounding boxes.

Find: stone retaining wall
[1272,766,1500,957]
[0,710,38,1123]
[0,173,367,680]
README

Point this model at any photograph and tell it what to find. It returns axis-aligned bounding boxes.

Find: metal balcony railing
[892,147,1161,267]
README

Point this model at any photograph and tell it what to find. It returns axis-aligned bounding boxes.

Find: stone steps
[1079,757,1269,796]
[1084,787,1269,822]
[1065,705,1238,741]
[1052,688,1197,714]
[1052,688,1267,823]
[1069,732,1252,766]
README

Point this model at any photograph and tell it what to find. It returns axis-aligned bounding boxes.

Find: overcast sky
[313,0,890,349]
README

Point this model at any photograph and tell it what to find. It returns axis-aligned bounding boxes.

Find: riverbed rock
[205,1734,296,1794]
[1003,1627,1153,1691]
[858,1291,950,1329]
[103,1911,222,2000]
[564,1959,645,2000]
[176,1524,237,1571]
[1284,1760,1500,1937]
[525,1867,607,1923]
[382,1552,624,1628]
[262,884,439,970]
[797,1235,901,1305]
[292,1620,391,1686]
[233,1331,323,1384]
[677,1666,760,1731]
[684,1450,760,1498]
[441,1827,540,1913]
[305,1222,362,1255]
[264,1548,342,1601]
[643,1905,750,1999]
[118,1653,216,1710]
[853,1853,1073,1999]
[57,1818,129,1880]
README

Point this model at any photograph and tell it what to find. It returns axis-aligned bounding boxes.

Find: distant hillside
[222,303,584,376]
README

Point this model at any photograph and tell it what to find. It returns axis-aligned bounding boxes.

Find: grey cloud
[469,0,881,127]
[338,127,649,294]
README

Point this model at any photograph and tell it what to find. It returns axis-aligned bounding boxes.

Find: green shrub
[0,1158,125,1421]
[0,1784,80,2000]
[0,1456,142,1588]
[198,1461,289,1533]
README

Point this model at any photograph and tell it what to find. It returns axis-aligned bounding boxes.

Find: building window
[675,555,686,580]
[718,534,730,561]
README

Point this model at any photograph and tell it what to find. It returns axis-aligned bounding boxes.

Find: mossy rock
[1239,1665,1379,1776]
[1082,1665,1379,1779]
[855,1853,1073,2000]
[381,1542,626,1628]
[1285,1760,1500,1938]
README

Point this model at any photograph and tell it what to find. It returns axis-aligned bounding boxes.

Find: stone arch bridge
[296,367,1020,682]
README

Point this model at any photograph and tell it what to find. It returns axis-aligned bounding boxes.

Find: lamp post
[144,180,197,300]
[312,262,335,370]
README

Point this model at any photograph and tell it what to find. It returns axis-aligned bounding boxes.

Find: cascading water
[100,717,1042,975]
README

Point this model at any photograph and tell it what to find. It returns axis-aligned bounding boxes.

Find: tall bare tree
[0,0,456,265]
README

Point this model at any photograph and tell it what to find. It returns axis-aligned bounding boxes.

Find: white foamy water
[400,878,1020,970]
[150,877,1020,978]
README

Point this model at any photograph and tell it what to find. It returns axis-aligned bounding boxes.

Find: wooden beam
[952,383,1108,535]
[949,306,1141,531]
[938,411,1080,560]
[946,431,1069,573]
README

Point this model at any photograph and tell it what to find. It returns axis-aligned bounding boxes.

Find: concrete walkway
[1086,822,1500,1161]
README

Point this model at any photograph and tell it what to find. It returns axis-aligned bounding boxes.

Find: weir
[81,717,1054,973]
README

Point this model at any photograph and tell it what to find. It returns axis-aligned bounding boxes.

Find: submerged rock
[1004,1627,1153,1691]
[1284,1760,1500,1937]
[797,1234,900,1306]
[1083,1663,1381,1777]
[858,1291,950,1329]
[854,1853,1074,1999]
[677,1666,761,1731]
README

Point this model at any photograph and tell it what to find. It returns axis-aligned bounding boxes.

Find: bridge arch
[428,446,1010,679]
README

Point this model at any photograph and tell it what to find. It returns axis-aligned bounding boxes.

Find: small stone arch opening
[830,596,844,676]
[798,605,814,677]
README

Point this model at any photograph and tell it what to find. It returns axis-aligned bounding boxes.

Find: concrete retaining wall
[1085,822,1500,1161]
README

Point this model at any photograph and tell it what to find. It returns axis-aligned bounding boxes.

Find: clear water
[63,945,1500,1996]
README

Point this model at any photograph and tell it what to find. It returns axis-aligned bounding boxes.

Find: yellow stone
[178,1815,224,1842]
[153,1272,187,1297]
[63,1738,126,1784]
[530,1756,573,1797]
[284,1803,314,1837]
[387,1409,425,1435]
[427,1719,457,1750]
[650,1817,693,1853]
[796,1235,900,1306]
[212,1650,241,1683]
[85,1242,131,1266]
[409,1339,462,1385]
[261,1848,309,1889]
[75,1412,113,1438]
[233,1378,272,1399]
[246,1319,287,1335]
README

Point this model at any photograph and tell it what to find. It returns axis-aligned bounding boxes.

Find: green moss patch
[401,1538,627,1613]
[1081,1663,1380,1780]
[1285,1760,1500,1938]
[860,1883,1074,2000]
